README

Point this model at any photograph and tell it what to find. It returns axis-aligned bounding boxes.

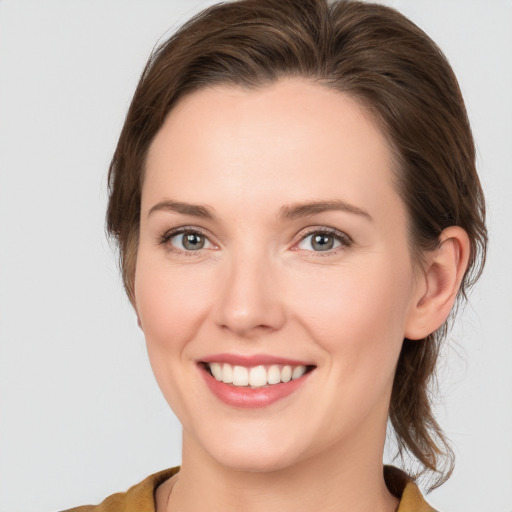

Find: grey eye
[298,232,342,252]
[171,231,209,251]
[311,234,334,251]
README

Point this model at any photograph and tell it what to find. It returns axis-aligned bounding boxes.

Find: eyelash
[158,226,352,257]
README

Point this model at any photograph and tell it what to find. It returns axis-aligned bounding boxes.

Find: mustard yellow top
[62,466,436,512]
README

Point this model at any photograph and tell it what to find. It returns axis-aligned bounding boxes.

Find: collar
[63,465,437,511]
[384,466,438,512]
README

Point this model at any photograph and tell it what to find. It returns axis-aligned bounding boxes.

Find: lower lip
[200,366,312,408]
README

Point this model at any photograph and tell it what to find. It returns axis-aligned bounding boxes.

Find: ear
[405,226,471,340]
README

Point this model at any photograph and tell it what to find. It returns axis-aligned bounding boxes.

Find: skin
[134,78,469,512]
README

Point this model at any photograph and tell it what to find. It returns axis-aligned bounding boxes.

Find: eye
[167,230,214,251]
[296,229,350,253]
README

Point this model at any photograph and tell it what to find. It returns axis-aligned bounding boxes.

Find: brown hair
[107,0,487,489]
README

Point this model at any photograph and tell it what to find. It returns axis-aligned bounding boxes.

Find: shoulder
[384,466,438,512]
[61,467,179,512]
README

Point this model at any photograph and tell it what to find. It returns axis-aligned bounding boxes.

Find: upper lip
[199,353,314,367]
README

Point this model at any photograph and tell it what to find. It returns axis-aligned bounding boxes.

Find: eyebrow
[278,200,373,222]
[147,199,372,222]
[148,200,216,219]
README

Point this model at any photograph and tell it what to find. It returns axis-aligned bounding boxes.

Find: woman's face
[135,79,422,472]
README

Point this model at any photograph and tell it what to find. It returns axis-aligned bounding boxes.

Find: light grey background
[0,1,510,511]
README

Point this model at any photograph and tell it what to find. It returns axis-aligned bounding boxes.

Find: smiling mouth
[202,362,316,388]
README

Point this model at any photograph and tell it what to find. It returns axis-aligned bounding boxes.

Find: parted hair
[106,0,487,489]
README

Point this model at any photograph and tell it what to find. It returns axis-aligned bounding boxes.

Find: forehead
[143,78,402,224]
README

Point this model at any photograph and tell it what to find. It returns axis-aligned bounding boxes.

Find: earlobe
[133,292,143,331]
[134,302,143,331]
[405,226,471,340]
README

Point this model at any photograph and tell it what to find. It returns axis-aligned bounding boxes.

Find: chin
[196,430,306,474]
[215,448,298,474]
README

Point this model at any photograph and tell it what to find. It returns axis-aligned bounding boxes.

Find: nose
[213,249,287,338]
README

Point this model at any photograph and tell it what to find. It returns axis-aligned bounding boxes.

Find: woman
[65,0,487,510]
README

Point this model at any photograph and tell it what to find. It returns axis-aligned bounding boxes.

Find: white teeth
[281,365,292,383]
[209,362,309,387]
[210,362,223,381]
[292,365,306,380]
[221,363,233,384]
[232,365,249,386]
[267,365,281,385]
[249,365,267,387]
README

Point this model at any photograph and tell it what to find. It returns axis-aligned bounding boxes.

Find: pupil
[312,234,333,251]
[183,233,204,250]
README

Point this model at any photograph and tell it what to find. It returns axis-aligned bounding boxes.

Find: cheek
[134,256,214,351]
[288,257,414,374]
[134,255,217,420]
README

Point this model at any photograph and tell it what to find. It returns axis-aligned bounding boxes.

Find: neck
[165,426,398,512]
